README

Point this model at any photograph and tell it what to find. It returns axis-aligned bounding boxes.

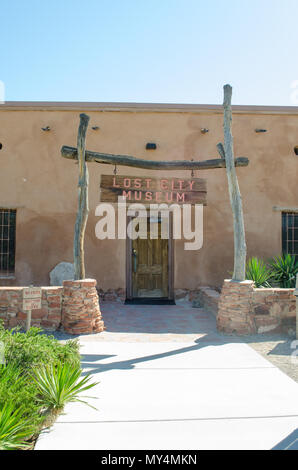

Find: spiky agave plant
[246,257,272,288]
[0,402,34,450]
[268,253,298,288]
[31,361,98,412]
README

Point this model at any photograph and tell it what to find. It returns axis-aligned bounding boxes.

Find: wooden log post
[222,84,247,281]
[74,113,90,280]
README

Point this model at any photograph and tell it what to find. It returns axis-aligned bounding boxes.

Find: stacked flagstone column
[217,279,256,335]
[62,279,104,334]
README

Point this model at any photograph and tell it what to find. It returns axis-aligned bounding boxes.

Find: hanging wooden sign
[99,175,207,205]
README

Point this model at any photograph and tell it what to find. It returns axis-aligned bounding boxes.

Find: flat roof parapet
[1,101,298,115]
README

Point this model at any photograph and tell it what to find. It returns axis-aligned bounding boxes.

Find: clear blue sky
[1,0,298,105]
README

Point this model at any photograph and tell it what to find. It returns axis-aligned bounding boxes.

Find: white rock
[50,262,75,286]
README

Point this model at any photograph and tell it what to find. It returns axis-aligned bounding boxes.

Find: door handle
[132,249,137,273]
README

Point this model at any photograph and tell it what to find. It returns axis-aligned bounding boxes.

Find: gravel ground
[242,334,298,383]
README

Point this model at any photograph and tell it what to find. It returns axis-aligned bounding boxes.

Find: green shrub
[0,324,88,449]
[246,257,272,288]
[268,254,298,288]
[31,361,98,412]
[0,324,80,371]
[0,363,44,431]
[0,402,34,450]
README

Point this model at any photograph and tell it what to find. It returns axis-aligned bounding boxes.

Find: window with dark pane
[0,209,16,276]
[282,212,298,261]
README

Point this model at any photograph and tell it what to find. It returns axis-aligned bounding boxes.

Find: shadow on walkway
[80,335,228,376]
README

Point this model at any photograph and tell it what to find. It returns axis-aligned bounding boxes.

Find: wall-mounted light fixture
[92,126,100,131]
[146,142,157,150]
[294,146,298,155]
[0,143,2,150]
[255,128,267,133]
[41,126,51,132]
[200,128,209,134]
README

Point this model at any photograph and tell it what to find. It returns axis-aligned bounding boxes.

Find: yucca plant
[268,253,298,288]
[0,402,34,450]
[31,362,98,412]
[246,257,272,288]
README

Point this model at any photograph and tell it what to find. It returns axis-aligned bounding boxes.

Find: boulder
[50,262,75,286]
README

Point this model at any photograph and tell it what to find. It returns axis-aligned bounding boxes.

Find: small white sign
[23,298,41,310]
[23,287,42,310]
[23,287,42,300]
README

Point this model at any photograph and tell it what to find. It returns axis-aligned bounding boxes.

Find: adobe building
[0,101,298,304]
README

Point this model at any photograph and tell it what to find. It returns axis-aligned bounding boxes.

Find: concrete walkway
[35,303,298,450]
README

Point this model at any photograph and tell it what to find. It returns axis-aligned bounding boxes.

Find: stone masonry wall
[251,288,296,335]
[217,280,256,335]
[97,288,198,302]
[192,287,220,318]
[62,279,104,334]
[0,279,104,335]
[216,280,296,335]
[0,287,63,330]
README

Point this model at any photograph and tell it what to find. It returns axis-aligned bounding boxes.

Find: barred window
[0,209,16,277]
[282,212,298,260]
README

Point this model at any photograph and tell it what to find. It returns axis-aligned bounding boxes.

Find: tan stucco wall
[0,104,297,290]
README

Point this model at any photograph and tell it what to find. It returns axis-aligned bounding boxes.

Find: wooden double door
[126,214,174,300]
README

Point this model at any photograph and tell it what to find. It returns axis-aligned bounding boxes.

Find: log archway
[61,85,248,282]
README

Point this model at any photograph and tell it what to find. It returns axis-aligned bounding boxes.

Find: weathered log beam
[61,145,249,170]
[223,84,247,282]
